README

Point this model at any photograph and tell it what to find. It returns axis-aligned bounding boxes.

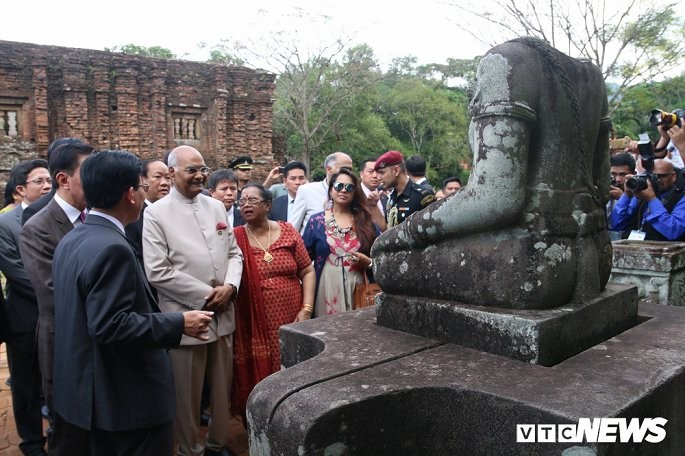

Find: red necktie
[79,212,86,223]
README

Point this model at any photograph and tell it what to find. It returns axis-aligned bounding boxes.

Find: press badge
[628,230,646,241]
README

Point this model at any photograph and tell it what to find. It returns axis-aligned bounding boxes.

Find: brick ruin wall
[0,40,282,197]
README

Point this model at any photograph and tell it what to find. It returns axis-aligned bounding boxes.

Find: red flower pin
[216,222,228,234]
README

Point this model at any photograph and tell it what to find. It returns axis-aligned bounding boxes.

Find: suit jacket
[20,197,76,402]
[288,180,329,233]
[124,201,148,264]
[143,188,243,346]
[269,194,291,222]
[0,205,39,333]
[52,214,183,432]
[21,189,55,226]
[231,205,244,227]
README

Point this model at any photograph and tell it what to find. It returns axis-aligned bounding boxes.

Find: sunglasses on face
[333,182,355,193]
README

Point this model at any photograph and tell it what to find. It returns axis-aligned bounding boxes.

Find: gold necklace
[246,223,273,263]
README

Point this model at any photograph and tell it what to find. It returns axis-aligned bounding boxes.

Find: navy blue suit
[52,214,184,441]
[269,194,291,222]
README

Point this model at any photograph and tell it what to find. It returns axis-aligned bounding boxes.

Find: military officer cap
[229,155,254,170]
[374,150,404,171]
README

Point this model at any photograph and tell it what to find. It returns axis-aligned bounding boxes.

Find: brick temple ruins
[0,40,280,187]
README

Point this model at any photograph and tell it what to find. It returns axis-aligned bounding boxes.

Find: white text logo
[516,418,667,443]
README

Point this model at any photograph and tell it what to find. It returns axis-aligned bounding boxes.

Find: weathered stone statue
[248,39,684,456]
[372,37,613,309]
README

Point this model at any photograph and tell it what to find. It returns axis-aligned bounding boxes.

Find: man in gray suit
[20,142,95,456]
[0,159,52,455]
[144,145,243,456]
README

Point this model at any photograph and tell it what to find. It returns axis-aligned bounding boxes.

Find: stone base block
[610,240,685,306]
[248,303,685,456]
[376,283,638,366]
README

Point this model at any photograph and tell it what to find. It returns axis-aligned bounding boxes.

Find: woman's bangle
[302,304,313,313]
[367,259,373,269]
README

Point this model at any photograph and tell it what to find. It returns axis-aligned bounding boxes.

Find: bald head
[654,158,677,192]
[168,146,208,199]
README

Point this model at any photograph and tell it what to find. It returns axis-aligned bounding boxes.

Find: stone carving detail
[372,38,613,309]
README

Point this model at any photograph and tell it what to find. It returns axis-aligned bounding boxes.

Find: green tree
[106,44,176,59]
[380,78,470,184]
[612,74,685,139]
[446,0,685,114]
[270,41,382,173]
[198,40,245,65]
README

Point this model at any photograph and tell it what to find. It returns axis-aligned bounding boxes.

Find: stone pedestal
[609,240,685,306]
[376,284,637,366]
[248,297,685,456]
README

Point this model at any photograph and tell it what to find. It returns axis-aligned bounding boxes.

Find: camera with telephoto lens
[649,109,685,129]
[625,136,659,193]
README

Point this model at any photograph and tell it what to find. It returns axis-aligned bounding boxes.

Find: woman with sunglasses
[231,184,315,418]
[303,168,380,316]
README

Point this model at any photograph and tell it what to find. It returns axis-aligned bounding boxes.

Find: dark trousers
[90,421,173,456]
[49,413,90,456]
[6,331,46,454]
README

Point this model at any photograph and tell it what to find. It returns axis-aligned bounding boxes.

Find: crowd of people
[607,117,685,242]
[0,140,452,455]
[1,113,682,454]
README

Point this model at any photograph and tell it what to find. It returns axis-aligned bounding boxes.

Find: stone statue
[372,37,613,309]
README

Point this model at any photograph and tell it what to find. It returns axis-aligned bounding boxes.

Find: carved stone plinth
[376,283,638,366]
[248,302,685,456]
[609,240,685,306]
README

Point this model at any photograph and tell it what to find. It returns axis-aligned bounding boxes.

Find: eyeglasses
[332,182,355,193]
[237,197,265,206]
[27,177,52,185]
[655,173,674,180]
[135,183,150,192]
[184,166,211,175]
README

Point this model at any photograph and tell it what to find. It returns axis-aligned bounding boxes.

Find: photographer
[607,153,636,240]
[611,158,685,241]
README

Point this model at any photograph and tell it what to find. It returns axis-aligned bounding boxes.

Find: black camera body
[650,109,685,129]
[626,138,659,193]
[625,173,659,193]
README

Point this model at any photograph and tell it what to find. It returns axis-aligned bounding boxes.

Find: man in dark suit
[0,159,52,456]
[52,150,213,455]
[20,142,94,456]
[269,161,307,222]
[124,159,171,263]
[21,138,86,226]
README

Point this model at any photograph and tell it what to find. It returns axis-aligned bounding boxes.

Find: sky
[2,0,680,73]
[2,0,491,68]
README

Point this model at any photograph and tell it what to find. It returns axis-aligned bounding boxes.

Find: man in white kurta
[143,146,243,456]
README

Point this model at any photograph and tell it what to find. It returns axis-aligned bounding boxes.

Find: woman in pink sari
[231,183,315,418]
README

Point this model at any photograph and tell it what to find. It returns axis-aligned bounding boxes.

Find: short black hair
[610,153,636,173]
[406,156,427,177]
[10,159,49,187]
[358,157,377,172]
[442,176,462,189]
[81,150,143,209]
[141,159,165,177]
[207,169,239,190]
[48,142,95,182]
[241,183,272,203]
[3,173,18,206]
[283,161,307,178]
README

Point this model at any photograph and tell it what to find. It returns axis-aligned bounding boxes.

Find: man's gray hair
[324,152,345,169]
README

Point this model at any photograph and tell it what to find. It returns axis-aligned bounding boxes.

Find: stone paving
[0,344,249,455]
